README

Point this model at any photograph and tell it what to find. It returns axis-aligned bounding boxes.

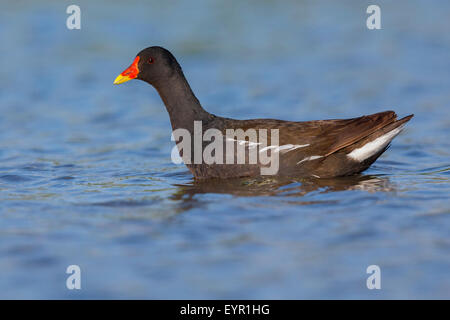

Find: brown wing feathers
[223,111,411,159]
[339,113,414,155]
[322,111,398,156]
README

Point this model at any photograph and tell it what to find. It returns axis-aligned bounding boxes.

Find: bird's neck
[152,72,212,132]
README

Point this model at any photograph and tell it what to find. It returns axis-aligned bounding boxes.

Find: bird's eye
[147,57,154,64]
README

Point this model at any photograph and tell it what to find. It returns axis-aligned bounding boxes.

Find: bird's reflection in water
[171,174,395,207]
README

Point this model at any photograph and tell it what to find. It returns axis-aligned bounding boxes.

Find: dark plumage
[114,46,413,179]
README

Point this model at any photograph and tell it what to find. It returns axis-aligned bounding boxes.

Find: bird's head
[114,46,181,86]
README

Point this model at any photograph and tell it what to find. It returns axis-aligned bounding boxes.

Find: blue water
[0,0,449,299]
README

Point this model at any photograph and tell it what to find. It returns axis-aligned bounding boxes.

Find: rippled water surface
[0,0,449,298]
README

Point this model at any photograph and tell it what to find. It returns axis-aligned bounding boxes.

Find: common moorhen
[114,46,413,179]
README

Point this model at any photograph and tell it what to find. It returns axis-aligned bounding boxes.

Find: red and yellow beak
[113,56,140,85]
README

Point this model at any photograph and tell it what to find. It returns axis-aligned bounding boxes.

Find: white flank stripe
[297,155,323,165]
[226,138,260,149]
[259,144,309,153]
[347,126,404,162]
[277,144,309,153]
[259,146,277,153]
[225,139,309,153]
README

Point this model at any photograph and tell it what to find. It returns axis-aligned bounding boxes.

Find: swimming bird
[114,46,413,179]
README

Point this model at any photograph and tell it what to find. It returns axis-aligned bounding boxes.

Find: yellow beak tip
[113,74,132,85]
